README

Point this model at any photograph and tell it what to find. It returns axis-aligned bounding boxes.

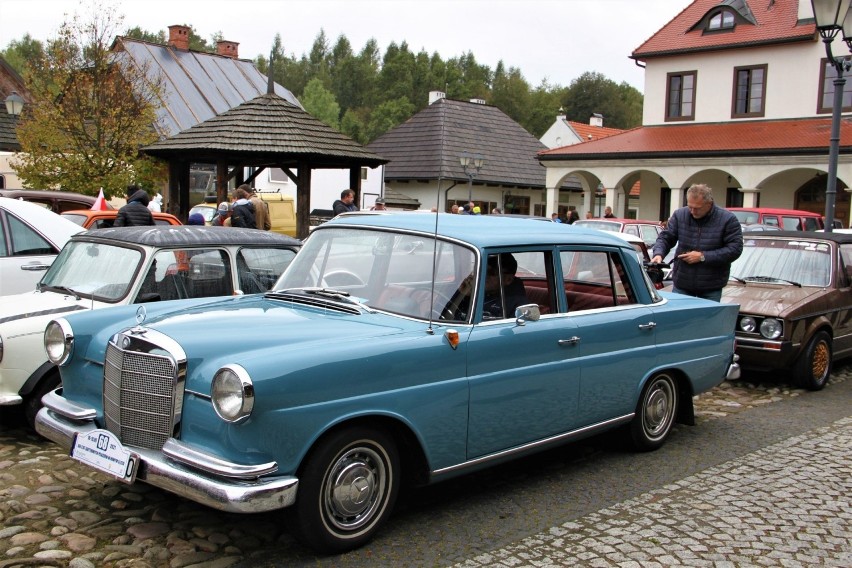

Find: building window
[708,10,735,31]
[732,65,767,118]
[818,59,852,113]
[666,71,697,121]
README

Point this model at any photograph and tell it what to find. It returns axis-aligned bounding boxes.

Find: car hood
[0,290,106,327]
[721,283,823,317]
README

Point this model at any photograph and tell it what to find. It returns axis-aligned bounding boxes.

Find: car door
[466,249,582,458]
[832,243,852,357]
[0,207,60,295]
[558,247,655,426]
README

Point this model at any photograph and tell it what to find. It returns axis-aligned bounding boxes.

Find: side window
[840,244,852,287]
[140,249,233,301]
[560,250,637,312]
[763,215,779,227]
[513,251,555,316]
[0,215,8,257]
[7,214,55,255]
[481,252,544,320]
[781,217,801,231]
[58,200,86,213]
[237,247,297,293]
[801,218,820,231]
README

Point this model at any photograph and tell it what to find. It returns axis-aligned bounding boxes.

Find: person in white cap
[212,202,232,226]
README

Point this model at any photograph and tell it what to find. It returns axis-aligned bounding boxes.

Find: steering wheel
[323,270,365,288]
[438,288,471,321]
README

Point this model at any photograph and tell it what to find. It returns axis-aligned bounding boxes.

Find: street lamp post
[460,152,485,204]
[811,0,852,232]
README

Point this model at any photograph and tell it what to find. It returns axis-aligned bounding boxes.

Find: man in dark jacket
[332,189,357,216]
[114,185,155,227]
[651,183,743,302]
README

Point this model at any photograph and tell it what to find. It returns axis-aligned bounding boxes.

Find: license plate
[71,429,139,483]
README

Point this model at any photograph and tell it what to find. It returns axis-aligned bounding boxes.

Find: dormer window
[708,9,735,30]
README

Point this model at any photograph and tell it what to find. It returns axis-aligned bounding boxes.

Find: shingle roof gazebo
[143,93,387,238]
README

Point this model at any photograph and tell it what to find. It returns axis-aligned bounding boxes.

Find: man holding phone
[651,184,742,302]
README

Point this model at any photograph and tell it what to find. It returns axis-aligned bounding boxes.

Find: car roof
[322,211,631,249]
[742,230,852,244]
[729,207,823,216]
[575,218,661,225]
[70,225,302,247]
[0,197,85,242]
[0,189,96,203]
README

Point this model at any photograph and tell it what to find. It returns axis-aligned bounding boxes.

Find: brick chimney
[168,25,190,51]
[217,40,239,59]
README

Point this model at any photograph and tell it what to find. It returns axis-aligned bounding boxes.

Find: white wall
[0,152,22,188]
[252,166,383,211]
[642,39,832,125]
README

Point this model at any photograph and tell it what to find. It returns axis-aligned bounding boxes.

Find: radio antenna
[426,97,448,334]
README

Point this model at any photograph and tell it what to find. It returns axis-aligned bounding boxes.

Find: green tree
[490,61,531,127]
[562,71,643,130]
[122,26,166,45]
[340,108,368,144]
[12,1,164,196]
[377,41,415,104]
[526,79,566,137]
[0,34,44,76]
[301,77,340,128]
[366,96,415,141]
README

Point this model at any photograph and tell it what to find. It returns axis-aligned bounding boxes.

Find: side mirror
[515,303,541,325]
[643,261,669,285]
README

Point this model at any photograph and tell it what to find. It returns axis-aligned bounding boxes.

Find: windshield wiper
[743,275,801,287]
[729,276,746,284]
[40,284,81,299]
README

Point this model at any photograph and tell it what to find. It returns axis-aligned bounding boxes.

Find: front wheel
[291,427,399,554]
[794,331,832,391]
[630,373,678,451]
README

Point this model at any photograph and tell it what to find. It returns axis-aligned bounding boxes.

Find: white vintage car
[0,225,300,427]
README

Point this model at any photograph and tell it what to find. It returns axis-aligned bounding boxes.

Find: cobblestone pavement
[452,417,852,568]
[1,367,850,567]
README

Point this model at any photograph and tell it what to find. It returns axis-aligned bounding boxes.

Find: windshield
[574,220,623,232]
[276,227,476,320]
[40,241,142,301]
[731,238,831,287]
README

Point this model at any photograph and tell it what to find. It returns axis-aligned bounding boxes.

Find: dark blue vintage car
[37,212,739,553]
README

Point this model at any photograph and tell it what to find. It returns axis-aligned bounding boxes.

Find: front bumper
[35,390,298,514]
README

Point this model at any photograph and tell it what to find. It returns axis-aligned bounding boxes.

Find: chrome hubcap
[324,446,386,531]
[644,379,674,438]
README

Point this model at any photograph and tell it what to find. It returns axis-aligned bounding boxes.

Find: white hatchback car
[0,197,84,297]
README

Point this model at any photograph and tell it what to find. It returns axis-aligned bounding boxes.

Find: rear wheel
[794,331,832,391]
[630,373,678,451]
[290,427,399,554]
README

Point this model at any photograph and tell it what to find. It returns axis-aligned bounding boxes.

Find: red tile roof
[566,121,624,142]
[632,0,815,60]
[538,117,852,160]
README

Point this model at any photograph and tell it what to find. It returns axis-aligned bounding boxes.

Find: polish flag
[91,188,109,210]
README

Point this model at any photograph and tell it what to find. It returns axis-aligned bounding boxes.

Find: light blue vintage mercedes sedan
[36,212,740,553]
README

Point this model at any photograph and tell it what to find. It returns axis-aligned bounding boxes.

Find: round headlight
[211,365,254,423]
[739,316,757,333]
[760,318,782,340]
[44,319,74,365]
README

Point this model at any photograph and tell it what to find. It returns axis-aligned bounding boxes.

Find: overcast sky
[0,0,693,91]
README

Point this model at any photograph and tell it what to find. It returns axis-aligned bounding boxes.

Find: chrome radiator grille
[103,336,182,450]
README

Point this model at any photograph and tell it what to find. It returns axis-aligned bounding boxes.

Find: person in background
[230,187,256,229]
[491,208,502,215]
[187,213,205,226]
[604,206,616,218]
[551,213,562,223]
[585,211,594,219]
[332,189,358,216]
[567,210,580,224]
[473,206,481,215]
[371,198,387,211]
[212,202,231,226]
[148,193,163,213]
[239,184,271,230]
[651,183,743,302]
[114,185,155,227]
[451,204,460,214]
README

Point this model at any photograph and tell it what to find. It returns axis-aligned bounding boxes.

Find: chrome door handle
[558,336,580,346]
[638,322,657,330]
[21,264,50,271]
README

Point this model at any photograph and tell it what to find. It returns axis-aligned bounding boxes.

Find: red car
[728,208,825,231]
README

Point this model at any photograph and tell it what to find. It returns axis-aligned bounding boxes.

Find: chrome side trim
[35,403,297,514]
[162,438,277,479]
[41,388,97,420]
[431,413,634,477]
